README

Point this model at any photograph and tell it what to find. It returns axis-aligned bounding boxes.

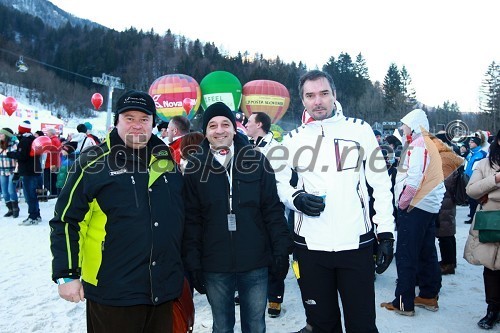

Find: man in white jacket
[274,70,395,333]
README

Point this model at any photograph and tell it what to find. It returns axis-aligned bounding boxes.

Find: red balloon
[182,97,193,113]
[31,136,55,156]
[2,96,18,116]
[91,93,104,110]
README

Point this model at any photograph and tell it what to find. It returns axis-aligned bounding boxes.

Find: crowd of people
[2,70,499,332]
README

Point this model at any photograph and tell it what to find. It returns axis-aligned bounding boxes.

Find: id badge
[227,214,237,231]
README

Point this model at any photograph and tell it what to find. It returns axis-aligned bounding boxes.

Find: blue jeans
[22,175,41,219]
[204,267,267,333]
[0,174,18,202]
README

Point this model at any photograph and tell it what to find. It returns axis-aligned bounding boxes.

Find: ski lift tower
[92,73,125,130]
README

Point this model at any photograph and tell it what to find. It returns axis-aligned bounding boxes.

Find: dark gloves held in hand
[189,270,206,295]
[270,255,290,281]
[293,193,325,217]
[375,232,394,274]
[6,151,16,159]
[12,173,20,183]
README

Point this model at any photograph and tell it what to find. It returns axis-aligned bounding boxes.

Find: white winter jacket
[274,113,395,252]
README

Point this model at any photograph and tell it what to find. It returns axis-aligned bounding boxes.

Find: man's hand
[375,232,394,274]
[270,255,290,281]
[293,193,325,216]
[58,279,85,303]
[189,270,206,295]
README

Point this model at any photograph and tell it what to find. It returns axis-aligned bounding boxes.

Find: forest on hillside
[0,3,498,132]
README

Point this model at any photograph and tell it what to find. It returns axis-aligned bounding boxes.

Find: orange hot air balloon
[149,74,201,122]
[2,96,18,116]
[240,80,290,124]
[91,93,104,110]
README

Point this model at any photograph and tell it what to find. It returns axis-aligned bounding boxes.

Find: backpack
[173,278,195,333]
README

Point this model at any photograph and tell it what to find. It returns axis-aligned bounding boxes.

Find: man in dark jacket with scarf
[182,102,293,333]
[50,90,184,333]
[7,120,42,225]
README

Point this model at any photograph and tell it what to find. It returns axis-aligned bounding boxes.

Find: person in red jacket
[167,115,190,164]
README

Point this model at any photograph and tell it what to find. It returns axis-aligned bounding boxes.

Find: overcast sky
[49,0,499,113]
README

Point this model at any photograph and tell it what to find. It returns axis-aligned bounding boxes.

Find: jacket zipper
[130,175,139,208]
[356,182,370,230]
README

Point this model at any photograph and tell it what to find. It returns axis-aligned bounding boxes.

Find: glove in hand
[189,270,206,294]
[375,233,394,274]
[293,193,325,216]
[12,173,20,183]
[398,185,417,210]
[270,255,290,281]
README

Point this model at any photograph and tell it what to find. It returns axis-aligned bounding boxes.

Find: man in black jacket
[7,120,42,225]
[183,102,293,333]
[50,90,184,333]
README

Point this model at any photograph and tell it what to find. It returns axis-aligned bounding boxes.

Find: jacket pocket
[234,172,261,207]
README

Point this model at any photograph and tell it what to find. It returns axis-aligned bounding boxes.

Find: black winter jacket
[182,133,293,273]
[50,129,184,306]
[8,133,42,176]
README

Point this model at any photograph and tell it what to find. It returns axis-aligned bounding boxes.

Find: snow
[0,201,490,333]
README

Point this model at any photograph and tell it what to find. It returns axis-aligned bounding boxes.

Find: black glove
[270,255,290,281]
[6,151,16,159]
[12,173,20,183]
[293,193,325,216]
[375,232,394,274]
[189,270,206,294]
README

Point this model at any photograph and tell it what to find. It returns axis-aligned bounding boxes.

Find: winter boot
[11,201,19,218]
[4,202,13,217]
[477,310,500,329]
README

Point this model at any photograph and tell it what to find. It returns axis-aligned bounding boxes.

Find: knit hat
[114,90,156,127]
[470,136,481,146]
[202,102,237,134]
[76,124,88,133]
[18,120,31,134]
[84,122,93,131]
[0,128,14,138]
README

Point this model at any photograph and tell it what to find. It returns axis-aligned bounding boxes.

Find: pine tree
[480,61,500,132]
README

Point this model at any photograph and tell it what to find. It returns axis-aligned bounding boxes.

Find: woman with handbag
[464,130,500,330]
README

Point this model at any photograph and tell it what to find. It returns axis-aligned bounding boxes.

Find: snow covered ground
[0,200,490,333]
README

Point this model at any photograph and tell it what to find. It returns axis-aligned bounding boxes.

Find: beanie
[114,90,157,127]
[84,122,93,131]
[470,136,481,146]
[0,128,14,138]
[202,102,237,134]
[77,124,88,133]
[18,120,31,134]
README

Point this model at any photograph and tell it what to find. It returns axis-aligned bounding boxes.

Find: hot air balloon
[91,93,104,110]
[240,80,290,124]
[2,96,18,116]
[149,74,201,122]
[200,71,242,111]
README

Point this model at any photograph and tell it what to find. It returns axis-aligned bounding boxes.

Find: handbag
[473,210,500,243]
[173,277,195,333]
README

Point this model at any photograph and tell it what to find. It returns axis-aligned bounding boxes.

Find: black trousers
[86,299,173,333]
[437,235,456,265]
[484,267,500,312]
[295,245,378,333]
